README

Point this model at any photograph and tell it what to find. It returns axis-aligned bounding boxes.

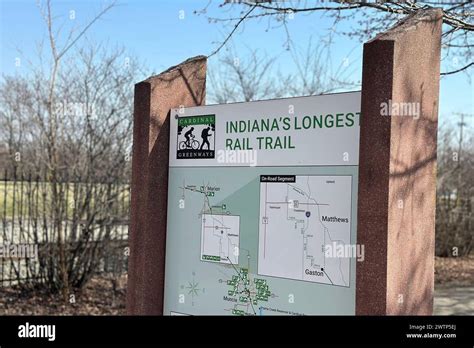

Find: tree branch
[441,61,474,75]
[207,4,257,58]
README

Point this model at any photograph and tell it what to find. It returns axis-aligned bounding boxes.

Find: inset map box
[201,214,240,265]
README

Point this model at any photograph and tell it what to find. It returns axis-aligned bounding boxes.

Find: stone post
[356,9,442,315]
[127,56,207,315]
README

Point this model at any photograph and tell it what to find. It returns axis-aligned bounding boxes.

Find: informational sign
[164,92,361,315]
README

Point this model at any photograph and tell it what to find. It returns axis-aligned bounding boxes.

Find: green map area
[163,166,358,315]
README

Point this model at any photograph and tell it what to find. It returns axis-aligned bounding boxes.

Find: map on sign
[201,214,240,264]
[164,92,361,315]
[258,175,351,287]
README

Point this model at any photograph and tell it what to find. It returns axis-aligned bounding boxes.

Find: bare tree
[37,0,116,300]
[208,40,359,104]
[202,1,474,77]
[436,116,474,257]
[0,0,142,299]
[208,48,281,103]
[286,38,360,96]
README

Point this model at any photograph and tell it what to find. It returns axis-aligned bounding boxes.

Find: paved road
[434,285,474,315]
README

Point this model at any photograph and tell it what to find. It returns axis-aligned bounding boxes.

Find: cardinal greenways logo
[177,115,215,159]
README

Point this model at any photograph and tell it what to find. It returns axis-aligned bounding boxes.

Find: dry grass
[0,275,126,315]
[435,255,474,286]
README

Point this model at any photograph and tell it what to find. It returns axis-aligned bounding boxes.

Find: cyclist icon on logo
[179,127,200,150]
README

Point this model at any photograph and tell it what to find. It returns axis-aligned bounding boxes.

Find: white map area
[201,214,240,265]
[258,175,352,287]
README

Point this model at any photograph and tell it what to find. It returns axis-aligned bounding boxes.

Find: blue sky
[0,0,472,127]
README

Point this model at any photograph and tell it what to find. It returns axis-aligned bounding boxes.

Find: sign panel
[164,92,361,315]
